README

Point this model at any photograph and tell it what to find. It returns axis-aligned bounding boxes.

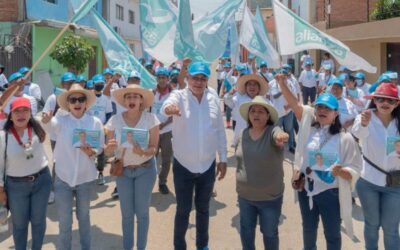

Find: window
[129,10,135,24]
[116,4,124,21]
[44,0,57,4]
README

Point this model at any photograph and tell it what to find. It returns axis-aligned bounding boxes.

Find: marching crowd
[0,52,399,250]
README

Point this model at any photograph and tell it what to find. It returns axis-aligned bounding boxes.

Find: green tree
[50,34,95,74]
[371,0,400,20]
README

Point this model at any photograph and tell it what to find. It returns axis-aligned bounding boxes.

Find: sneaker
[111,187,119,199]
[159,184,170,194]
[48,191,55,204]
[97,173,105,185]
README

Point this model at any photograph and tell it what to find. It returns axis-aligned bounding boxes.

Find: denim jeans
[173,159,216,250]
[6,167,52,250]
[238,196,283,250]
[278,111,295,150]
[356,178,400,250]
[298,189,341,250]
[302,86,317,105]
[117,158,157,250]
[54,176,95,250]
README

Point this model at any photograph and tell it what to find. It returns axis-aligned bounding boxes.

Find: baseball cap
[315,93,339,110]
[188,62,210,78]
[11,97,31,112]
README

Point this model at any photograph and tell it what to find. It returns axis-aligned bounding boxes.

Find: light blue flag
[192,0,244,62]
[255,6,269,40]
[140,0,178,64]
[70,0,99,23]
[90,10,156,89]
[174,0,204,61]
[229,17,240,65]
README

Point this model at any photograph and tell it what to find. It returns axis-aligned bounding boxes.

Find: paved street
[0,126,384,250]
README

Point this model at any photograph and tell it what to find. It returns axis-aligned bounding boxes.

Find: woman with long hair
[0,97,51,250]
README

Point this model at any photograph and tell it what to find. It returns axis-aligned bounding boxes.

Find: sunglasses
[374,97,398,105]
[68,96,87,104]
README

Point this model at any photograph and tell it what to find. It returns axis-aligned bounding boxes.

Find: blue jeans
[6,167,52,250]
[278,111,295,149]
[298,189,341,250]
[116,158,157,250]
[54,176,95,250]
[238,196,283,250]
[356,178,400,250]
[302,86,317,105]
[173,159,216,250]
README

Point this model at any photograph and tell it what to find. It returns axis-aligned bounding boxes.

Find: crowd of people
[0,51,399,250]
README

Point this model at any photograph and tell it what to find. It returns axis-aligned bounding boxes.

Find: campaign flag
[90,10,156,89]
[273,0,377,73]
[69,0,99,23]
[229,18,240,65]
[239,6,280,68]
[140,0,178,65]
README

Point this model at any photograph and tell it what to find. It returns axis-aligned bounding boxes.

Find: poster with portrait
[385,136,400,169]
[120,127,149,149]
[72,129,101,148]
[308,150,339,184]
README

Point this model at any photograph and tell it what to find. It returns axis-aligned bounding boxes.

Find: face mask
[94,84,104,92]
[347,88,359,98]
[355,79,363,86]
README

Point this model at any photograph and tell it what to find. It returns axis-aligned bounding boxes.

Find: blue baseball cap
[383,71,398,79]
[188,62,210,78]
[329,78,344,87]
[280,68,289,75]
[305,60,312,66]
[260,61,268,67]
[102,68,114,75]
[282,64,292,70]
[76,75,86,82]
[169,69,180,77]
[144,62,153,68]
[86,80,94,89]
[128,70,141,79]
[155,67,169,77]
[8,72,23,82]
[322,64,332,71]
[315,93,339,110]
[61,72,76,82]
[354,72,365,79]
[223,62,231,68]
[18,67,30,75]
[338,65,349,72]
[339,73,349,82]
[92,74,106,84]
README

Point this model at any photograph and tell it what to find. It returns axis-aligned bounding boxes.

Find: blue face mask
[355,79,363,86]
[347,88,359,98]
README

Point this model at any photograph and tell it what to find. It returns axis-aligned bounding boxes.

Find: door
[387,43,400,77]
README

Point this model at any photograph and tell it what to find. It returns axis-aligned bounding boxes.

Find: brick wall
[315,0,379,28]
[0,0,19,21]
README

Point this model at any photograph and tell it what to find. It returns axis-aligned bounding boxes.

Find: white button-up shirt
[299,69,318,88]
[352,112,400,186]
[161,88,227,173]
[44,113,104,187]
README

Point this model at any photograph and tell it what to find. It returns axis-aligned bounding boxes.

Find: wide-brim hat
[57,83,96,110]
[239,96,278,125]
[237,74,268,96]
[364,82,400,100]
[112,84,154,108]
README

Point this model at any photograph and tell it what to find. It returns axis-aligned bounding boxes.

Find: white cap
[128,70,141,79]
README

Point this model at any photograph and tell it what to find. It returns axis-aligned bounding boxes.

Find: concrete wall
[32,25,103,86]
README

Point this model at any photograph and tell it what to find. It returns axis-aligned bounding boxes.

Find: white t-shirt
[0,74,8,88]
[320,59,335,73]
[317,73,336,87]
[23,82,41,100]
[337,97,358,125]
[216,64,224,80]
[105,112,160,166]
[268,79,297,118]
[87,94,113,124]
[299,69,318,88]
[43,94,69,141]
[152,90,172,134]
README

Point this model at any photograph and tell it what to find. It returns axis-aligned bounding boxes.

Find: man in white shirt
[317,64,336,94]
[19,67,43,109]
[354,72,370,95]
[299,61,318,105]
[161,61,227,250]
[330,78,358,128]
[300,50,312,69]
[258,61,274,82]
[319,52,335,73]
[0,64,8,89]
[216,58,225,96]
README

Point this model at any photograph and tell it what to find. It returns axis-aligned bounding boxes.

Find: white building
[102,0,143,58]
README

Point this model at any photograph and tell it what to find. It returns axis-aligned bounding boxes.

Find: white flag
[273,0,376,73]
[239,6,280,68]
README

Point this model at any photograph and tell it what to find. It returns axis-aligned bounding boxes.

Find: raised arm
[178,58,191,90]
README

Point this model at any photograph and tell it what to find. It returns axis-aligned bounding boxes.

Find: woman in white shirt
[0,97,51,250]
[352,82,400,250]
[42,84,104,250]
[104,85,159,250]
[276,73,361,250]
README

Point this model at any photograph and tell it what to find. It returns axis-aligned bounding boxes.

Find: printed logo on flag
[293,15,347,59]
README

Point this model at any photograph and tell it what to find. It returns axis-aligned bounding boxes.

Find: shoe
[48,191,55,204]
[97,173,105,185]
[159,184,170,194]
[111,187,119,199]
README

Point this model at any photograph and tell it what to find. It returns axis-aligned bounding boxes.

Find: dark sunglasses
[374,97,398,105]
[68,96,87,104]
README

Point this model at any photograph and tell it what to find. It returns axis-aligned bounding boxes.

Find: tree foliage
[371,0,400,21]
[50,34,95,74]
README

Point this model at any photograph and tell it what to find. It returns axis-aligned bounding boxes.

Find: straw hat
[57,83,96,110]
[112,84,154,108]
[239,96,278,125]
[237,74,268,96]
